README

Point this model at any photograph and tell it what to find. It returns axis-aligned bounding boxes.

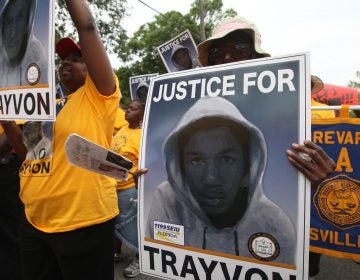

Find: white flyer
[65,133,133,181]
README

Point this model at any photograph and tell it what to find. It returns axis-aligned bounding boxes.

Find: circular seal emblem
[26,63,41,85]
[314,175,360,229]
[248,233,280,261]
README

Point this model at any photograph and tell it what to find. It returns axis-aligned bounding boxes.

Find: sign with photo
[157,29,201,73]
[129,73,158,102]
[138,53,311,279]
[0,0,55,121]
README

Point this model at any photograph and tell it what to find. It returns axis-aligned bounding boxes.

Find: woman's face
[58,52,87,92]
[182,127,246,215]
[2,0,31,63]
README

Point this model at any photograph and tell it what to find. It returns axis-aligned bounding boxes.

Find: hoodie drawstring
[233,231,239,256]
[202,226,208,249]
[202,227,240,256]
[202,227,207,249]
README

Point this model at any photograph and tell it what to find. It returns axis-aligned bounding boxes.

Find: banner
[311,116,360,260]
[139,53,311,279]
[0,0,55,121]
[312,84,358,105]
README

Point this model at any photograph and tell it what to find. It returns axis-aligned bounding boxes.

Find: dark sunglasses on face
[208,43,253,63]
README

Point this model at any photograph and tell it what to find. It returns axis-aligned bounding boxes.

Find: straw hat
[197,16,270,66]
[311,75,324,94]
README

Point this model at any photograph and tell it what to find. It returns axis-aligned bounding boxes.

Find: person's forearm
[64,0,96,33]
[1,122,27,161]
[64,0,115,96]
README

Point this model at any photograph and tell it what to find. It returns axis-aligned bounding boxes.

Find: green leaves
[55,0,237,101]
[55,0,128,56]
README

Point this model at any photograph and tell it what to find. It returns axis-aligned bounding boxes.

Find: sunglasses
[208,43,253,63]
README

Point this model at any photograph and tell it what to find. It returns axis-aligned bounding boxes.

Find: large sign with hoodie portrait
[138,53,311,279]
[0,0,55,121]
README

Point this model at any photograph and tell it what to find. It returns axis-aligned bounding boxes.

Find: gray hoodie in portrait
[0,0,47,87]
[146,96,296,264]
[170,44,201,72]
[134,80,149,101]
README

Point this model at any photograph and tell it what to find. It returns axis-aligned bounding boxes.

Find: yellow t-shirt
[19,74,121,233]
[111,124,141,190]
[113,108,128,135]
[311,99,335,119]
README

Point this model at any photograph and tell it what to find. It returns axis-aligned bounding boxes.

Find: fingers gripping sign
[286,140,336,183]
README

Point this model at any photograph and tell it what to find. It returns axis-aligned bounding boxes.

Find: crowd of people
[1,0,355,279]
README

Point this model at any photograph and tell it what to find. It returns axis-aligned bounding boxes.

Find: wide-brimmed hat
[311,75,324,94]
[197,16,270,66]
[56,37,81,60]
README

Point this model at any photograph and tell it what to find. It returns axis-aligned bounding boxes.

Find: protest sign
[311,114,360,260]
[129,73,158,101]
[0,0,55,121]
[65,133,133,181]
[157,29,201,73]
[139,53,311,279]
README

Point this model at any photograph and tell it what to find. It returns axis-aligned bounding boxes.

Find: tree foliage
[117,0,237,101]
[348,71,360,90]
[54,0,237,102]
[189,0,237,38]
[348,71,360,107]
[55,0,128,56]
[115,11,198,101]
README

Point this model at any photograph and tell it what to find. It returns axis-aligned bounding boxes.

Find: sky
[119,0,360,87]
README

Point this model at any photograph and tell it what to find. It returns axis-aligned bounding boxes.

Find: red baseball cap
[56,37,81,60]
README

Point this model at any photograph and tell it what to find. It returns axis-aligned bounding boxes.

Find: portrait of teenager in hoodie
[170,44,201,72]
[135,81,149,103]
[146,96,296,264]
[0,0,47,87]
